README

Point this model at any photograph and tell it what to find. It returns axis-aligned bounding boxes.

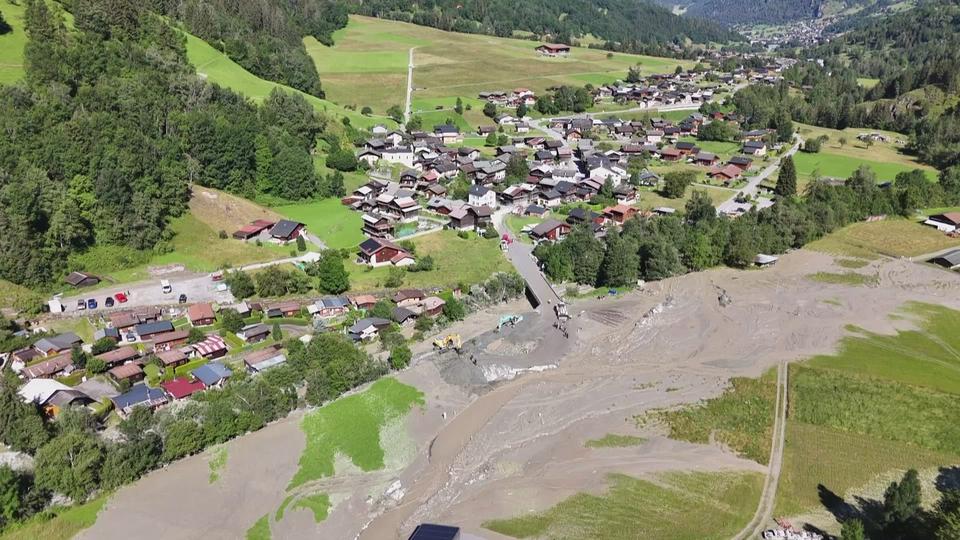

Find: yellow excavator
[433,334,463,353]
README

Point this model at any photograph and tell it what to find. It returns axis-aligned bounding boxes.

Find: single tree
[390,343,412,370]
[385,267,405,288]
[370,299,394,320]
[187,327,205,344]
[454,97,464,115]
[70,345,87,369]
[295,235,306,252]
[386,105,403,123]
[881,468,922,535]
[219,309,245,334]
[272,323,282,341]
[840,519,865,540]
[91,337,117,355]
[775,156,797,197]
[483,102,497,119]
[34,430,104,502]
[516,102,528,118]
[226,270,255,299]
[314,250,350,294]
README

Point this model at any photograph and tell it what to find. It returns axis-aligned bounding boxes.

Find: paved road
[492,210,561,308]
[733,361,788,540]
[54,253,322,316]
[403,47,416,125]
[716,137,802,215]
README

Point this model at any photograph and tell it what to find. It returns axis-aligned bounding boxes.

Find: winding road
[733,360,789,540]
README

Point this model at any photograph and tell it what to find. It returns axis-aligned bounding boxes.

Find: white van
[161,279,172,294]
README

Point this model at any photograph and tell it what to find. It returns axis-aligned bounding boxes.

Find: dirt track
[82,251,960,540]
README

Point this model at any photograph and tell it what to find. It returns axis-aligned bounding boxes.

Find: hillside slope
[657,0,907,26]
[339,0,741,53]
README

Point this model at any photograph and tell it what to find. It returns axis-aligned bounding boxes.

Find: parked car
[87,298,97,309]
[161,279,172,294]
[178,293,188,304]
[210,271,224,282]
[77,299,86,311]
[105,297,115,308]
[125,333,136,342]
[114,292,128,303]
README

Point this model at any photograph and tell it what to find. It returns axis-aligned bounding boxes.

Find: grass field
[483,471,763,540]
[287,378,424,489]
[293,493,331,523]
[806,218,960,258]
[505,215,543,243]
[0,494,109,540]
[245,514,270,540]
[190,186,285,233]
[0,279,43,311]
[181,29,384,129]
[807,271,878,286]
[585,434,646,448]
[793,123,936,187]
[0,1,26,85]
[47,317,96,343]
[347,230,513,291]
[305,15,694,115]
[774,302,960,520]
[275,198,364,250]
[635,185,732,212]
[652,369,778,464]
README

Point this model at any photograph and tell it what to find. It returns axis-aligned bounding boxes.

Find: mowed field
[775,303,960,525]
[0,1,27,85]
[304,15,694,119]
[805,218,960,258]
[794,123,937,187]
[181,29,386,129]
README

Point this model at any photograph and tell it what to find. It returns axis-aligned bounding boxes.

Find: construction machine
[433,334,463,353]
[496,314,523,331]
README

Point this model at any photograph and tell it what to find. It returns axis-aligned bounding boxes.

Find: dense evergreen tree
[776,156,798,197]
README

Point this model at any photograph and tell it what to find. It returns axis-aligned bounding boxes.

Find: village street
[491,209,562,307]
[715,136,802,215]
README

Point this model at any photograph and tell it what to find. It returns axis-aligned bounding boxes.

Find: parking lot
[54,273,236,316]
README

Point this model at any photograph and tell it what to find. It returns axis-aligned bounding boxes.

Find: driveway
[716,137,802,215]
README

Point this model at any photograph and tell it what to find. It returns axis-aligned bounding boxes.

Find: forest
[338,0,741,56]
[0,0,339,288]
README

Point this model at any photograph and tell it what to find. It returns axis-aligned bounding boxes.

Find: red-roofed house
[708,164,743,184]
[232,220,274,240]
[536,43,571,57]
[161,377,206,400]
[187,303,216,326]
[603,204,640,224]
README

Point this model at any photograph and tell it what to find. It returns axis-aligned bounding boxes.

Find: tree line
[535,165,960,288]
[0,0,340,287]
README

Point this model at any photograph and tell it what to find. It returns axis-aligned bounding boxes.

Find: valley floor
[77,250,960,539]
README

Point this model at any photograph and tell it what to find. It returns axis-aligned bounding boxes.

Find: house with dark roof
[111,383,168,416]
[728,155,754,170]
[929,249,960,269]
[392,289,424,307]
[33,333,83,356]
[348,318,392,341]
[468,185,497,209]
[530,219,571,242]
[192,362,232,388]
[109,362,145,384]
[135,321,175,341]
[18,379,92,416]
[151,329,190,352]
[308,296,351,319]
[237,324,271,344]
[924,213,960,233]
[268,220,305,243]
[65,271,100,288]
[742,140,767,156]
[408,523,461,540]
[358,237,415,268]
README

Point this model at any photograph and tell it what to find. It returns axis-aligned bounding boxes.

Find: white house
[468,185,498,209]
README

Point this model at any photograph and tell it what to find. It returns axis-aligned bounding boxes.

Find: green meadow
[275,198,365,250]
[287,378,424,489]
[806,218,960,258]
[792,150,936,187]
[483,471,763,540]
[0,1,27,85]
[303,15,694,116]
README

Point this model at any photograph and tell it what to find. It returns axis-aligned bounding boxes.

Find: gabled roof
[22,354,71,378]
[161,377,206,399]
[348,318,392,334]
[112,383,168,409]
[187,303,216,322]
[135,321,174,336]
[109,362,144,380]
[269,219,303,238]
[96,346,140,365]
[18,378,74,405]
[192,362,233,386]
[34,332,82,353]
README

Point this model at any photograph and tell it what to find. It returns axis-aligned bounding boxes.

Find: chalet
[637,169,661,187]
[156,349,189,369]
[362,213,395,239]
[537,189,563,208]
[108,312,139,332]
[18,379,92,416]
[135,321,175,341]
[434,125,463,144]
[675,141,699,155]
[22,353,72,379]
[392,289,425,308]
[192,362,232,388]
[358,237,415,267]
[392,306,418,326]
[728,155,754,170]
[708,164,743,183]
[161,377,206,400]
[268,220,305,244]
[33,333,82,356]
[111,383,168,416]
[924,213,960,233]
[495,113,516,126]
[447,205,493,232]
[266,300,301,318]
[742,140,767,156]
[660,148,683,162]
[530,219,571,242]
[305,297,347,319]
[603,204,639,224]
[10,347,41,365]
[499,185,532,208]
[468,185,498,209]
[192,335,228,359]
[348,318,392,341]
[95,346,140,367]
[109,362,145,384]
[399,169,419,187]
[525,204,549,217]
[381,146,416,168]
[232,220,274,240]
[566,208,601,226]
[187,303,216,326]
[151,329,190,353]
[614,184,638,204]
[477,125,497,136]
[421,296,446,317]
[244,346,287,373]
[741,129,771,141]
[350,294,377,310]
[65,271,100,288]
[536,43,571,57]
[693,152,719,166]
[238,323,270,344]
